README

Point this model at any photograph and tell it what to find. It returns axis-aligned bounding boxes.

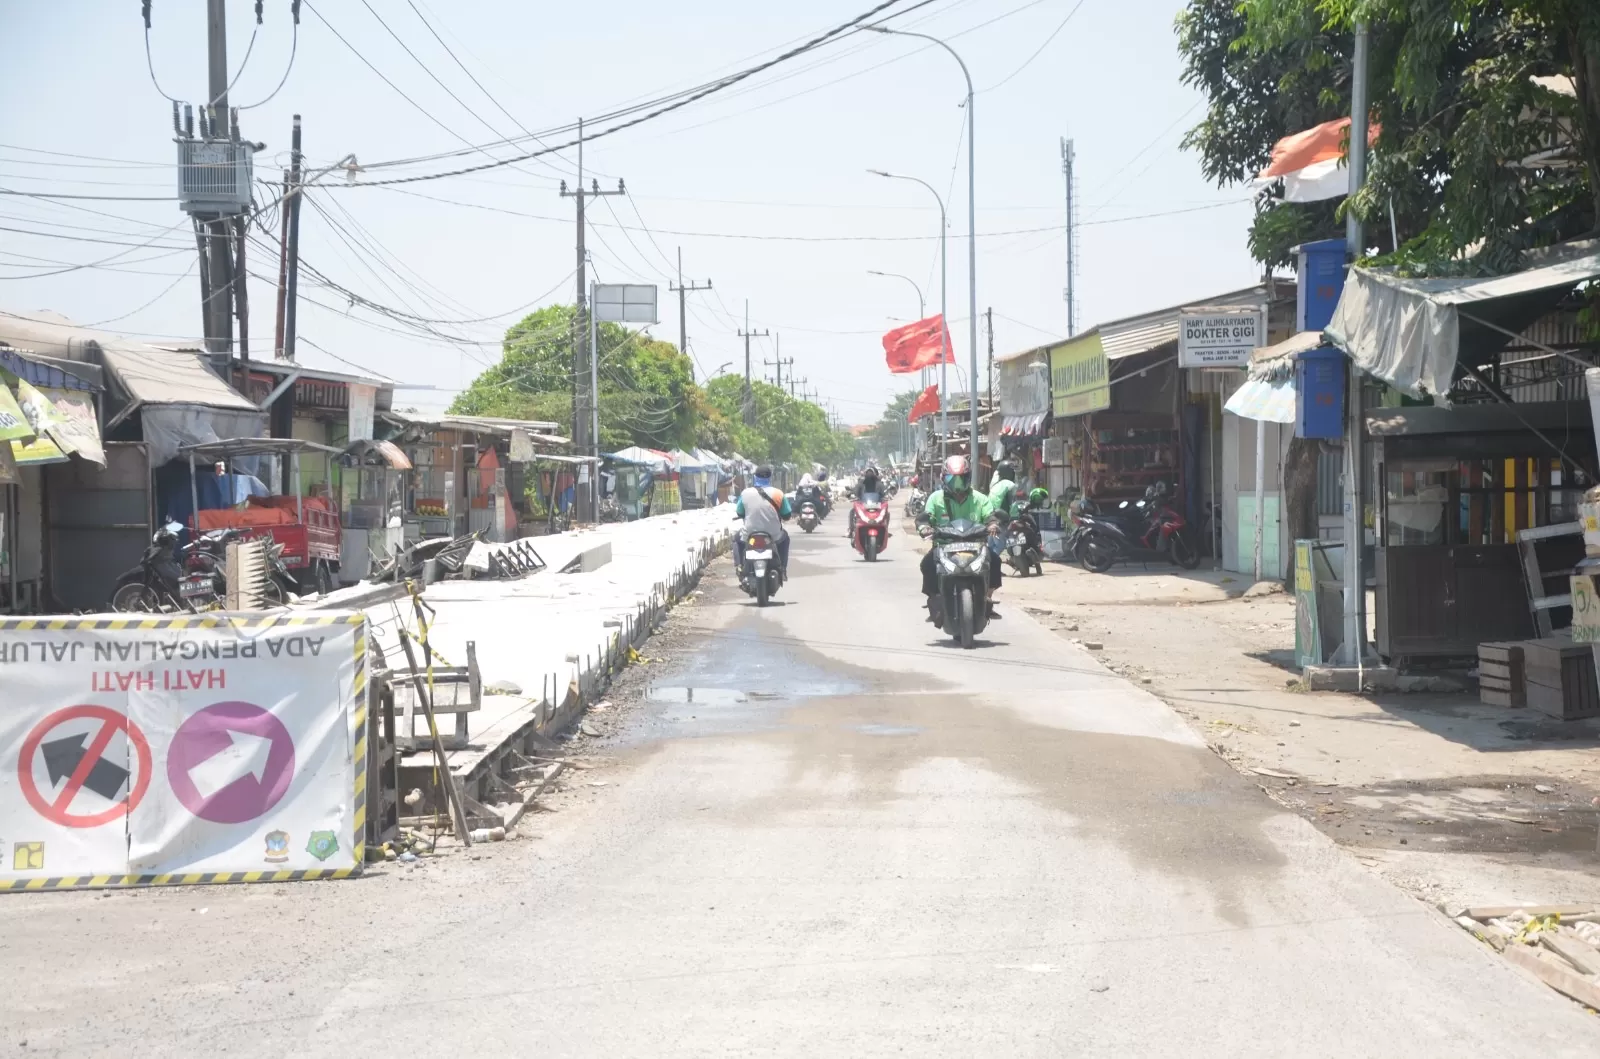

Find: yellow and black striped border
[0,613,367,632]
[0,613,370,893]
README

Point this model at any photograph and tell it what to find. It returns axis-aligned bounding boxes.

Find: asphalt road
[6,522,1600,1057]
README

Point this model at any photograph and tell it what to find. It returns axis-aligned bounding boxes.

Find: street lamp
[868,169,949,453]
[866,269,925,318]
[864,24,979,465]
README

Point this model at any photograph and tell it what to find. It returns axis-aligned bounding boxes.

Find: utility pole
[737,300,769,427]
[280,115,303,363]
[985,307,996,413]
[670,247,712,379]
[1061,137,1078,336]
[559,117,625,522]
[203,0,235,359]
[764,334,794,394]
[1339,24,1372,668]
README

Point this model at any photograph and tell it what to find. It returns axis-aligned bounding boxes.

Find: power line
[980,0,1090,93]
[312,0,935,189]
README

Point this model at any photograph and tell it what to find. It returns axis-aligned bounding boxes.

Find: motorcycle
[905,488,927,521]
[1003,513,1045,577]
[111,522,221,613]
[797,502,820,534]
[1074,483,1200,573]
[929,518,992,649]
[740,530,784,606]
[851,496,891,561]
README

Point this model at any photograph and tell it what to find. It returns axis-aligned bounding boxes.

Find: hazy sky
[1,0,1261,424]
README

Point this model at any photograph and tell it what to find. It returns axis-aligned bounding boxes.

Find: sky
[0,0,1262,426]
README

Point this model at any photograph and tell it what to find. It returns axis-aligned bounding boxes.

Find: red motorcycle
[851,496,892,562]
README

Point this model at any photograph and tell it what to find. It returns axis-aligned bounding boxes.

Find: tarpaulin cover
[1224,378,1297,423]
[142,406,269,467]
[0,614,366,889]
[1000,412,1049,436]
[1326,242,1600,398]
[997,350,1051,418]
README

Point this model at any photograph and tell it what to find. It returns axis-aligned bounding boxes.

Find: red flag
[906,384,939,423]
[882,314,953,374]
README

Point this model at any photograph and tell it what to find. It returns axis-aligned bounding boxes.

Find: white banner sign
[348,383,377,443]
[0,614,367,890]
[1178,310,1265,369]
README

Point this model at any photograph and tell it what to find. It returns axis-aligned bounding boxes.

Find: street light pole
[866,25,979,466]
[869,169,949,455]
[866,269,925,319]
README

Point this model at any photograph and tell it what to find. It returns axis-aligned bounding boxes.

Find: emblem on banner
[13,841,44,871]
[263,830,290,863]
[306,831,339,862]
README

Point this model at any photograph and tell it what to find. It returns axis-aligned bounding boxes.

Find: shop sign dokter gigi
[0,614,367,890]
[1178,309,1264,369]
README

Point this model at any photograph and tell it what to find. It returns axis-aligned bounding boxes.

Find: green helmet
[1029,486,1050,507]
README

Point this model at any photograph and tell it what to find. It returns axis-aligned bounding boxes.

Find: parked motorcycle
[797,502,820,534]
[740,530,784,606]
[929,518,992,649]
[905,488,928,521]
[1074,483,1200,573]
[851,496,891,561]
[111,523,220,613]
[1003,513,1045,577]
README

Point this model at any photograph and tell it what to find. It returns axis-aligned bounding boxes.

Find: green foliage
[858,390,921,461]
[450,304,699,452]
[451,304,852,469]
[1178,0,1600,275]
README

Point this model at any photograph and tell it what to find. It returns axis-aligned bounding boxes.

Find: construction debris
[1452,905,1600,1009]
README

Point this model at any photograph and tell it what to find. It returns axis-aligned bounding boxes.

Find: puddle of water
[856,723,922,737]
[646,686,748,707]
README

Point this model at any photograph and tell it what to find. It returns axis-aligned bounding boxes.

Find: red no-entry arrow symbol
[18,705,152,828]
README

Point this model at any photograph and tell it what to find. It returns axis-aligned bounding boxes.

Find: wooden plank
[1463,904,1597,920]
[1516,520,1584,544]
[1502,943,1600,1010]
[1480,688,1522,708]
[1456,916,1512,952]
[1479,674,1513,691]
[1542,932,1600,977]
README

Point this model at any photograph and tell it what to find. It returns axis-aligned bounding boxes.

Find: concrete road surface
[6,525,1600,1057]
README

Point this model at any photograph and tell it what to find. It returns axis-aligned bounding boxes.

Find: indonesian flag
[1254,117,1380,203]
[906,384,939,423]
[882,314,953,374]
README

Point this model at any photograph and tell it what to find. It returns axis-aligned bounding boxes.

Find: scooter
[1003,513,1045,577]
[928,518,992,649]
[797,502,820,534]
[1075,484,1200,573]
[111,523,220,613]
[740,531,784,606]
[851,496,891,561]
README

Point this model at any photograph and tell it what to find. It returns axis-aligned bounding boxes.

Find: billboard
[1049,332,1111,417]
[0,613,367,891]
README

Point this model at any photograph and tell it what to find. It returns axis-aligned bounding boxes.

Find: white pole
[1253,419,1266,582]
[590,281,600,522]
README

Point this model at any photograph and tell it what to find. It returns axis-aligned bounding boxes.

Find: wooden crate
[1522,638,1600,720]
[1478,641,1525,708]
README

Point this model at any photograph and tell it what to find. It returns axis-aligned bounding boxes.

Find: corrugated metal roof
[1098,285,1275,361]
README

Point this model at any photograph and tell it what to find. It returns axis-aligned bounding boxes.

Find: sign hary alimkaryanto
[1178,309,1265,369]
[1049,331,1110,417]
[0,614,368,891]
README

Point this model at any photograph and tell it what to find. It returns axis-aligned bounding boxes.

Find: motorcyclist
[793,472,825,519]
[847,464,884,537]
[915,455,1002,626]
[987,459,1020,520]
[733,465,792,584]
[1009,485,1051,559]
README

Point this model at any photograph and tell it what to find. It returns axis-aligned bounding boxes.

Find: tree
[1178,0,1600,274]
[452,305,701,452]
[700,376,849,469]
[859,390,921,461]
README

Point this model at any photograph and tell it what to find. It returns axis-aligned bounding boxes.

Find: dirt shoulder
[1001,560,1600,912]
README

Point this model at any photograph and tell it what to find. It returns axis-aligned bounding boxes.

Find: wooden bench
[388,641,482,750]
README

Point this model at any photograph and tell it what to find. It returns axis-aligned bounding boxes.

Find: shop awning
[1326,239,1600,398]
[1247,330,1326,382]
[0,346,100,391]
[1224,378,1297,423]
[999,412,1048,436]
[343,438,413,470]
